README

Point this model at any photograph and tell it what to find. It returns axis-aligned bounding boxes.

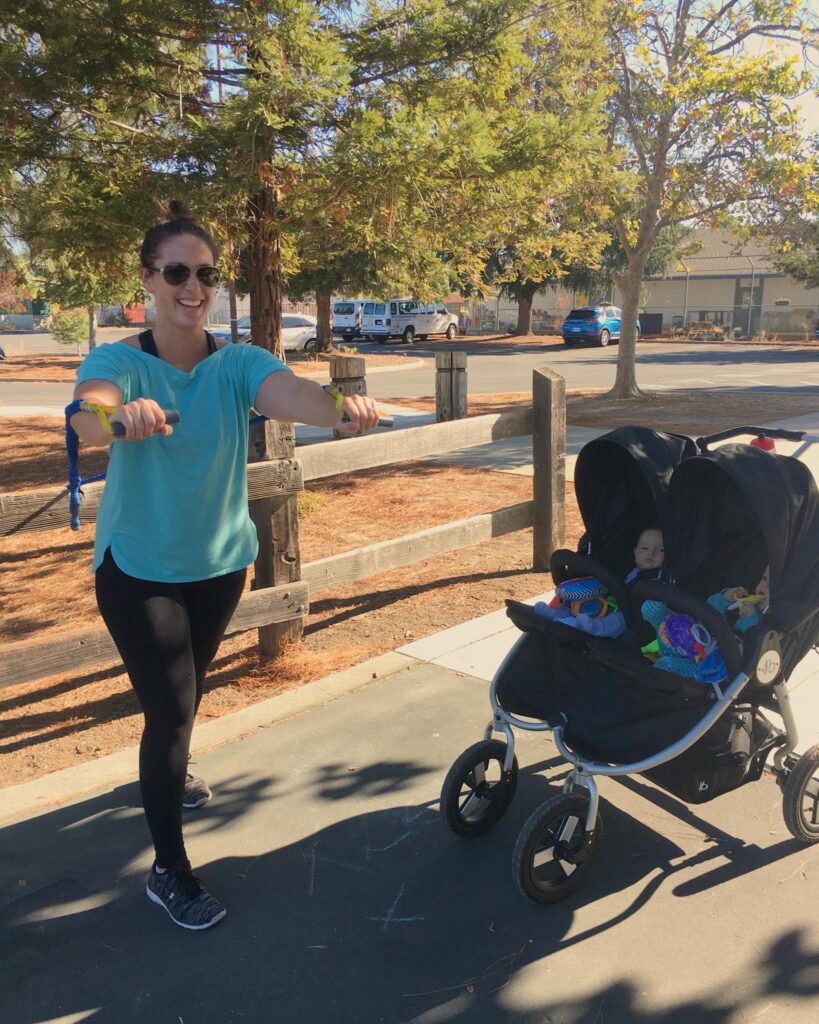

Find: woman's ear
[139,266,155,293]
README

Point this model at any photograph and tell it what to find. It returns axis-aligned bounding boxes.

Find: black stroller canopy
[574,426,697,574]
[666,444,819,632]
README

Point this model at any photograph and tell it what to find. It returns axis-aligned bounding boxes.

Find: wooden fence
[0,362,565,690]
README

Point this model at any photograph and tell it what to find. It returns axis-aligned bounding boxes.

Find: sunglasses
[147,262,222,288]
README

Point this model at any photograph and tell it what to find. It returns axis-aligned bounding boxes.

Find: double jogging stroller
[440,425,819,903]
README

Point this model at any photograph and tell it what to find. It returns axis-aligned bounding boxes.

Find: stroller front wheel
[513,792,602,904]
[782,743,819,843]
[440,739,519,837]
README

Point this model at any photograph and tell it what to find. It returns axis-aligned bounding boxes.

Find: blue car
[562,305,640,347]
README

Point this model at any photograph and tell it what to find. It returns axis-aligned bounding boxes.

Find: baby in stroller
[709,565,770,631]
[533,526,665,638]
[642,564,771,684]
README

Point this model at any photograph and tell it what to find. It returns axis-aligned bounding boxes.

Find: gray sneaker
[146,863,226,930]
[183,773,212,809]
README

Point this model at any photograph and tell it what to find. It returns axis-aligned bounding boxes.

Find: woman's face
[140,233,218,334]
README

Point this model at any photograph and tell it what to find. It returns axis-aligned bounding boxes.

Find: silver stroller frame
[485,635,799,837]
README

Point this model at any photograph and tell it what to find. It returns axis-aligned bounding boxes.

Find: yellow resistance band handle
[321,385,394,428]
[79,400,118,434]
[79,401,180,436]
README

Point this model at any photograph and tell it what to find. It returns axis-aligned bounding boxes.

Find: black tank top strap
[138,329,159,357]
[139,329,217,358]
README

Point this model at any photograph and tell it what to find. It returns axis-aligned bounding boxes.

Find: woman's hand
[109,398,175,440]
[724,586,748,602]
[337,393,381,435]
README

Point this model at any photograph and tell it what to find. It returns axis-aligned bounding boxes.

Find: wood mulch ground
[1,447,573,784]
[389,388,819,438]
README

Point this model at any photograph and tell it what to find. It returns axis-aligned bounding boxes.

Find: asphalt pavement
[2,647,818,1024]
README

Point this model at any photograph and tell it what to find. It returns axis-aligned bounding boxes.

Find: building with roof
[459,229,819,337]
[636,229,818,337]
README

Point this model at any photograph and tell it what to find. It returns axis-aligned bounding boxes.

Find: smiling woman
[67,199,380,931]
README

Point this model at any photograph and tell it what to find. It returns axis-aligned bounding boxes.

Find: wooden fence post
[532,366,566,571]
[330,355,367,438]
[435,351,467,421]
[248,419,303,656]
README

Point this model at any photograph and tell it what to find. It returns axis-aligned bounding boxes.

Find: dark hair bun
[165,198,195,222]
[141,198,218,268]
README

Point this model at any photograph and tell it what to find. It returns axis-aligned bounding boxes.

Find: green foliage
[51,308,87,350]
[103,308,133,328]
[605,0,817,394]
[0,273,25,314]
[297,490,327,519]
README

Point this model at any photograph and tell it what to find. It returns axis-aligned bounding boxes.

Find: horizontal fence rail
[0,581,309,690]
[1,409,531,535]
[303,501,534,593]
[0,501,535,691]
[300,407,533,482]
[1,460,304,536]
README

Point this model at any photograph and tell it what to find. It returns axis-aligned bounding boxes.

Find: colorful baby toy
[554,577,611,620]
[641,605,729,685]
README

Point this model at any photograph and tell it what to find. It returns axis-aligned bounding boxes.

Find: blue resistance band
[64,400,108,531]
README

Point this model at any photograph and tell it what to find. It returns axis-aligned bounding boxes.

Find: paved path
[2,651,818,1024]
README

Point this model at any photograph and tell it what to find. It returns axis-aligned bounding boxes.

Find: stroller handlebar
[696,426,806,452]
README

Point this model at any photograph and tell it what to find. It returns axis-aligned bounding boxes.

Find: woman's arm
[71,380,175,445]
[254,372,380,433]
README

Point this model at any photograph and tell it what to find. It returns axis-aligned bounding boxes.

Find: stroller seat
[500,599,714,766]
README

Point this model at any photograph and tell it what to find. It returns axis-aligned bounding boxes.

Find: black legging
[96,549,246,868]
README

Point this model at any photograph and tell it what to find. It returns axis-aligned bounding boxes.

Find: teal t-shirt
[76,341,290,582]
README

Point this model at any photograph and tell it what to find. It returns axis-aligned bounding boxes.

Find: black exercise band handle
[110,410,180,437]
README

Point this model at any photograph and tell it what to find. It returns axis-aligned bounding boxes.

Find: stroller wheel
[513,792,602,904]
[440,740,518,837]
[782,743,819,843]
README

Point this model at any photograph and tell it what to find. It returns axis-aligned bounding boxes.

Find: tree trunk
[514,294,532,335]
[246,185,283,357]
[609,254,648,398]
[513,282,536,336]
[87,305,97,350]
[316,290,332,351]
[246,181,302,656]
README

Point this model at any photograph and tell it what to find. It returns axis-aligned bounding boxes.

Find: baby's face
[634,529,665,570]
[757,566,770,600]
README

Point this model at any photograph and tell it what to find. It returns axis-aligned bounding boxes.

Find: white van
[360,300,390,341]
[332,299,367,339]
[387,299,459,343]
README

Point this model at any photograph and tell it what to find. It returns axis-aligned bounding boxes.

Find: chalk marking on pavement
[305,838,369,896]
[367,882,425,931]
[368,828,418,853]
[401,805,437,826]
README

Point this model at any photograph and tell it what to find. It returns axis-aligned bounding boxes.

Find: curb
[0,650,419,825]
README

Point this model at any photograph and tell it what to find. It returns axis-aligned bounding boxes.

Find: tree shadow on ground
[2,756,816,1024]
[306,567,535,633]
